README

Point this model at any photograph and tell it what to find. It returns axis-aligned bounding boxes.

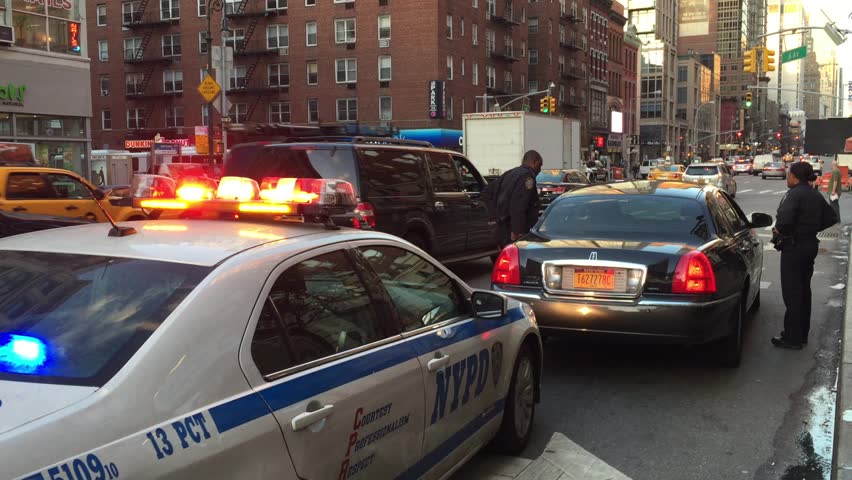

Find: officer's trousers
[495,222,511,250]
[780,237,818,343]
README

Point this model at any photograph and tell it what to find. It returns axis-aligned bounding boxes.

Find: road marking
[773,191,787,195]
[760,281,772,289]
[739,189,753,193]
[759,190,773,194]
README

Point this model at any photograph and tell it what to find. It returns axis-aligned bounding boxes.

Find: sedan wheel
[492,345,536,454]
[716,297,743,368]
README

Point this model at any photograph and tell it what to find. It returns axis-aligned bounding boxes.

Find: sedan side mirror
[471,290,507,319]
[92,189,106,201]
[750,212,773,228]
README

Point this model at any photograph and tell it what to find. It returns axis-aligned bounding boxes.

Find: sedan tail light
[492,245,521,285]
[672,251,716,294]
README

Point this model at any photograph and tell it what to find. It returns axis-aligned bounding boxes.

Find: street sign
[212,95,232,115]
[197,74,221,103]
[780,46,807,64]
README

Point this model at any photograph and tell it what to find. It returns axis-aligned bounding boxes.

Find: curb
[836,229,852,480]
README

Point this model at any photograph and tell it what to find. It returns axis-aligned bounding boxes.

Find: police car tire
[492,345,536,454]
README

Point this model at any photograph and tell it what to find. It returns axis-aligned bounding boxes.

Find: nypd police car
[0,175,541,480]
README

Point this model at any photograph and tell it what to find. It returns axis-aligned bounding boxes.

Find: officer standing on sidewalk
[771,161,838,349]
[483,150,543,249]
[828,161,842,222]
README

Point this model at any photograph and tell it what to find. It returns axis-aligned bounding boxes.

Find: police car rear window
[0,252,210,387]
[224,145,360,194]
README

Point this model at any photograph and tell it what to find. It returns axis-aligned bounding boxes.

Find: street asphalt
[450,173,850,480]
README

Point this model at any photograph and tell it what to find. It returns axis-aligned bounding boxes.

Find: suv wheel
[403,232,429,254]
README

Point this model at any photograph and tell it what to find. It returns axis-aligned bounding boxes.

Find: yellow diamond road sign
[197,74,221,103]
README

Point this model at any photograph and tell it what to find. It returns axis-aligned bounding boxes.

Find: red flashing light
[352,202,376,229]
[672,251,716,294]
[176,184,214,202]
[492,245,521,285]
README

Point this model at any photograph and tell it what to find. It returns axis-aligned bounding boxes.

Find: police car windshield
[0,252,210,387]
[224,145,360,194]
[537,196,709,244]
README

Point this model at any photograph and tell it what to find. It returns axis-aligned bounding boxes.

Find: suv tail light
[672,251,716,294]
[352,202,376,229]
[492,245,521,285]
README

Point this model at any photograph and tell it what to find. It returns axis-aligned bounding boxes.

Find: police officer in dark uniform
[771,161,837,349]
[485,150,543,248]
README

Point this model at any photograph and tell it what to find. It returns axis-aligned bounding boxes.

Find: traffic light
[762,48,776,72]
[540,96,550,114]
[594,136,605,148]
[743,48,757,73]
[745,92,753,108]
[549,96,557,114]
[736,131,743,139]
[775,132,781,139]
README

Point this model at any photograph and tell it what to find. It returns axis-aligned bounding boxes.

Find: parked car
[682,163,737,197]
[0,209,92,239]
[732,161,753,176]
[536,169,590,212]
[223,138,498,263]
[491,181,772,367]
[761,162,787,179]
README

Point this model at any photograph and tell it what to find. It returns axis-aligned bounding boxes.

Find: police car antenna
[82,183,138,237]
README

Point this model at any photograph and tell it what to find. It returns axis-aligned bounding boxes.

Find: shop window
[15,115,85,138]
[11,11,48,52]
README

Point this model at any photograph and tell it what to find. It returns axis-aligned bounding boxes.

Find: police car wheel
[492,345,536,454]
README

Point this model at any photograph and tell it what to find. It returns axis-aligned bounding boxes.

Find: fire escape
[558,1,587,112]
[123,0,180,130]
[226,0,285,123]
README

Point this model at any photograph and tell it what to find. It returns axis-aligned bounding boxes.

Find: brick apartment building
[86,0,528,152]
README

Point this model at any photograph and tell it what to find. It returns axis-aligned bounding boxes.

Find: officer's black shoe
[771,336,804,350]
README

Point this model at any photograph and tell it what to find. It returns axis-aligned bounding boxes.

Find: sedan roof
[560,180,711,200]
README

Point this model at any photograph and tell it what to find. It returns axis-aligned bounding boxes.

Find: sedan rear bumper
[493,287,739,344]
[762,171,786,177]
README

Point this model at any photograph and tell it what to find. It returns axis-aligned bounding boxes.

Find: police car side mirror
[471,291,507,319]
[750,213,773,228]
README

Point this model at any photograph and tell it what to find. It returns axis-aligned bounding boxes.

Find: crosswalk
[735,178,788,195]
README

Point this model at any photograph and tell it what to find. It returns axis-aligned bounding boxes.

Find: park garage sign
[0,83,26,107]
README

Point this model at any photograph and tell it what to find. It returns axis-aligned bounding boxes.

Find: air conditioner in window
[379,39,390,48]
[278,46,289,56]
[0,25,14,46]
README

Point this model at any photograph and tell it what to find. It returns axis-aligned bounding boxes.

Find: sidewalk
[456,433,632,480]
[837,226,852,479]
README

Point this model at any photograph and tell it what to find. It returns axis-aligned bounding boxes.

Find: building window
[446,14,453,39]
[485,29,495,53]
[447,55,453,80]
[306,0,316,5]
[378,15,391,39]
[486,65,496,88]
[529,80,538,93]
[98,40,109,61]
[336,58,357,83]
[101,111,112,130]
[198,0,207,16]
[308,99,319,122]
[306,22,317,46]
[161,0,179,21]
[269,63,290,87]
[678,66,687,82]
[163,70,183,93]
[379,56,392,81]
[472,62,479,85]
[461,58,465,77]
[447,96,454,120]
[267,25,289,49]
[379,96,392,121]
[677,87,687,104]
[124,37,142,60]
[504,72,512,93]
[231,65,247,89]
[96,5,107,26]
[270,102,291,123]
[267,0,288,12]
[122,1,142,25]
[199,32,210,53]
[529,17,538,33]
[230,104,248,123]
[335,18,356,44]
[99,75,110,96]
[460,17,465,36]
[336,98,358,122]
[162,34,181,57]
[307,61,318,85]
[127,108,145,129]
[529,49,538,65]
[126,73,144,95]
[226,28,246,51]
[165,106,184,128]
[472,23,478,46]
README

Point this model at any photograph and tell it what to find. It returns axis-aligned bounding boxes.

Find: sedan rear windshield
[537,171,568,183]
[224,145,360,194]
[0,252,210,387]
[685,166,720,176]
[537,196,709,244]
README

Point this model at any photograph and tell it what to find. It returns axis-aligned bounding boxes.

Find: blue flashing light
[0,334,47,373]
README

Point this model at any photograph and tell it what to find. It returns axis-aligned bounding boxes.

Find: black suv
[224,138,498,263]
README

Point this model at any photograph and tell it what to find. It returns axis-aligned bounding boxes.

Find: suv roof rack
[276,136,434,148]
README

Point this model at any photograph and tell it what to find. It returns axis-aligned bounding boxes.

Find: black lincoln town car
[491,181,773,367]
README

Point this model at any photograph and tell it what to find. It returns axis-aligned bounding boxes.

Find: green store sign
[0,83,26,106]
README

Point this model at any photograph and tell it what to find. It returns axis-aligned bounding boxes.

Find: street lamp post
[692,100,715,161]
[205,0,225,169]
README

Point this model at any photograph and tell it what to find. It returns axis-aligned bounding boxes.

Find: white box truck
[462,111,581,177]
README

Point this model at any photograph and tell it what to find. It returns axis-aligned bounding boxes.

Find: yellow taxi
[647,164,686,181]
[0,166,147,222]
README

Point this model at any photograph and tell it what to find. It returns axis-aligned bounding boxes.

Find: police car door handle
[427,353,451,372]
[434,201,446,211]
[291,404,335,432]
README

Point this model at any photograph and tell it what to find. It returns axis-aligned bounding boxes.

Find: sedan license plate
[572,268,615,290]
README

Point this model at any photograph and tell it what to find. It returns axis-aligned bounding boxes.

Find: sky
[614,0,852,115]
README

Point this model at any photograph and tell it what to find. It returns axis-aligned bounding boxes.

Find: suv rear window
[224,144,360,193]
[0,252,210,386]
[686,166,720,176]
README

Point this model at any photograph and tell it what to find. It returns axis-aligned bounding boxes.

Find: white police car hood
[0,381,96,435]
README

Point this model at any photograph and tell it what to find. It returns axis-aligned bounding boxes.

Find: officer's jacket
[776,183,836,240]
[495,166,541,235]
